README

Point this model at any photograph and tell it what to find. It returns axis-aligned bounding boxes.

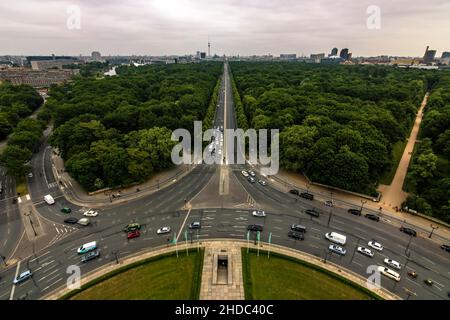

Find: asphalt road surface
[0,61,449,301]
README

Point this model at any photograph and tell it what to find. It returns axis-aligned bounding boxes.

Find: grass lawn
[66,249,204,300]
[242,249,380,300]
[379,140,407,185]
[15,176,28,197]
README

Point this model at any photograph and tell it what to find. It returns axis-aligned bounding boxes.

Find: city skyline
[1,0,449,57]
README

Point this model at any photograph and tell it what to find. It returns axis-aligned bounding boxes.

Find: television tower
[208,37,211,57]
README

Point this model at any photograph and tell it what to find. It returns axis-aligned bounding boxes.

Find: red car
[127,230,140,239]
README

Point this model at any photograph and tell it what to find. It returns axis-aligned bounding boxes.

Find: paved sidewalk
[379,92,430,209]
[199,241,244,300]
[51,150,194,207]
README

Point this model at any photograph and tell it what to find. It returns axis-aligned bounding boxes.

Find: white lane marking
[45,273,61,284]
[309,244,319,249]
[333,220,345,225]
[41,278,63,292]
[37,269,59,282]
[376,235,387,241]
[203,210,216,213]
[9,260,21,300]
[311,228,321,232]
[405,277,421,287]
[176,208,192,242]
[273,226,282,230]
[421,256,435,265]
[353,226,366,233]
[352,261,363,267]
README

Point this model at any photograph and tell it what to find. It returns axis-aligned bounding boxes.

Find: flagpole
[197,230,199,252]
[268,232,272,259]
[246,230,250,253]
[257,231,260,256]
[185,231,188,256]
[174,232,178,258]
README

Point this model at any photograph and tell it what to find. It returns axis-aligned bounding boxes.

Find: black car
[289,189,299,196]
[291,224,307,233]
[300,192,314,200]
[305,208,320,217]
[288,230,304,240]
[365,213,380,221]
[440,244,450,252]
[400,226,417,237]
[348,209,362,216]
[81,249,101,263]
[189,221,201,229]
[64,217,79,224]
[247,224,264,232]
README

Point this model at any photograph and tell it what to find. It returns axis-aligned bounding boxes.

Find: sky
[0,0,449,57]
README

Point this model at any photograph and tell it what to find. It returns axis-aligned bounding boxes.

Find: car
[305,208,320,217]
[424,279,434,286]
[440,244,450,252]
[252,209,266,217]
[13,270,32,285]
[368,241,383,251]
[64,217,78,224]
[289,189,299,196]
[357,246,374,257]
[378,266,401,282]
[247,176,256,183]
[127,230,140,239]
[60,207,71,214]
[83,209,99,217]
[400,226,417,237]
[291,224,307,233]
[365,213,380,221]
[288,230,304,240]
[329,244,346,255]
[77,218,90,226]
[384,258,401,270]
[348,208,362,216]
[27,173,33,178]
[407,271,418,278]
[299,192,314,200]
[124,223,141,232]
[189,221,201,229]
[157,226,171,234]
[324,200,333,207]
[247,224,263,232]
[81,249,100,263]
[248,171,256,177]
[258,180,267,186]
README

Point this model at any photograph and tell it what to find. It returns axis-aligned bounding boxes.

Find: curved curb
[42,239,400,300]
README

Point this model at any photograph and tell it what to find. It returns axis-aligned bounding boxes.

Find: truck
[77,241,97,254]
[44,194,55,205]
[325,232,347,245]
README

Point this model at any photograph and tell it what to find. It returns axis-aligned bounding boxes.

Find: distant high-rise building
[310,53,325,63]
[200,52,206,59]
[91,51,101,61]
[339,48,349,60]
[441,51,450,59]
[331,48,338,56]
[280,54,297,60]
[422,46,436,64]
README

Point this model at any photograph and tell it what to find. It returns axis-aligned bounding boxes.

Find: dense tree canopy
[47,62,222,191]
[229,62,430,195]
[0,82,43,139]
[404,74,450,222]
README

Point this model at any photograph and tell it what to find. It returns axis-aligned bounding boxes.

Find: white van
[325,232,347,245]
[77,218,90,226]
[44,194,55,205]
[378,266,401,282]
[77,241,97,254]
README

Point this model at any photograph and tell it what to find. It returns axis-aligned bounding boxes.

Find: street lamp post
[404,288,416,300]
[112,251,119,264]
[0,254,7,266]
[429,224,438,239]
[405,234,413,257]
[360,199,367,213]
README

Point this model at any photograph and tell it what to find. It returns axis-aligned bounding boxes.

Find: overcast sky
[1,0,449,57]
